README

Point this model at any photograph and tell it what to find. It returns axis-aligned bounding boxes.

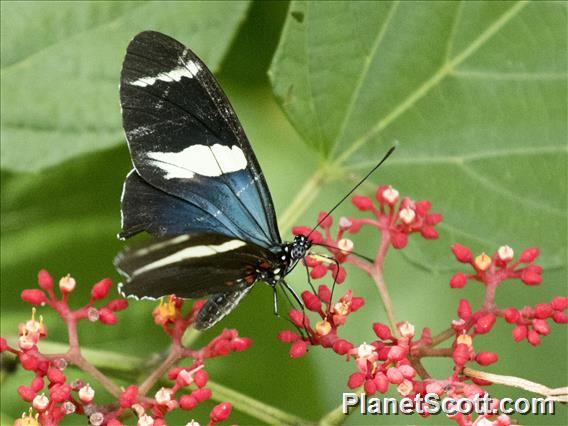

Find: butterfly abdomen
[196,288,253,330]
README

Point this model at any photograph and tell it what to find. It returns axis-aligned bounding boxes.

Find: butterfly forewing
[116,233,277,300]
[119,31,280,248]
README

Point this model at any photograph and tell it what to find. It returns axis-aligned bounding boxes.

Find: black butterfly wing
[116,233,277,300]
[119,31,280,248]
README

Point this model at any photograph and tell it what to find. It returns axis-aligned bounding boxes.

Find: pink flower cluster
[2,271,251,426]
[278,185,567,426]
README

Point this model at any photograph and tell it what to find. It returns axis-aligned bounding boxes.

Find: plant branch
[463,367,568,402]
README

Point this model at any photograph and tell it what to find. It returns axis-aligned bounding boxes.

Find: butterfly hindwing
[119,31,280,248]
[116,233,277,300]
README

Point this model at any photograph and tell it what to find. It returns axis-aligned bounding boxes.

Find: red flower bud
[420,225,439,240]
[210,402,232,423]
[351,297,365,311]
[192,388,212,402]
[318,285,331,303]
[213,339,231,356]
[194,370,208,388]
[348,372,365,389]
[332,339,353,355]
[50,383,71,402]
[31,376,44,392]
[18,385,36,402]
[390,231,408,249]
[91,278,112,300]
[426,213,443,225]
[476,352,498,366]
[301,291,321,312]
[99,308,117,325]
[504,308,520,324]
[19,352,39,371]
[450,273,468,289]
[532,319,550,335]
[512,325,528,342]
[289,340,308,358]
[452,343,470,366]
[451,243,473,263]
[292,226,311,236]
[458,299,472,320]
[352,196,374,211]
[398,364,416,379]
[534,304,553,319]
[373,322,393,340]
[335,267,347,284]
[475,314,496,334]
[0,337,7,352]
[119,385,138,408]
[317,211,332,229]
[230,337,252,352]
[521,266,542,285]
[519,247,540,263]
[386,367,404,384]
[37,269,53,290]
[527,329,541,346]
[553,311,568,323]
[551,296,568,311]
[47,367,66,384]
[388,345,407,361]
[179,394,198,410]
[21,289,47,306]
[106,299,129,311]
[278,330,300,343]
[374,373,389,393]
[310,264,327,279]
[289,310,306,328]
[364,379,377,395]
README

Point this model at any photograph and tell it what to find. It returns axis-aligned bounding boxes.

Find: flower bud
[310,264,327,279]
[512,325,527,342]
[119,385,138,408]
[527,329,541,346]
[106,299,129,311]
[475,314,496,334]
[21,290,47,306]
[457,299,472,320]
[179,394,199,410]
[38,269,53,290]
[532,319,550,335]
[278,330,300,343]
[519,247,539,263]
[317,211,332,229]
[31,377,44,392]
[332,339,353,355]
[388,345,407,361]
[364,379,377,395]
[289,340,308,358]
[91,278,112,300]
[230,337,251,352]
[398,364,416,379]
[534,304,553,319]
[47,367,66,384]
[18,385,36,402]
[452,343,470,366]
[210,402,232,423]
[374,373,389,393]
[390,230,408,249]
[553,311,568,323]
[194,369,208,388]
[192,388,212,403]
[450,273,468,289]
[50,383,71,402]
[352,195,374,211]
[348,372,365,389]
[372,323,393,340]
[476,352,498,366]
[503,307,519,324]
[301,291,321,312]
[550,296,568,311]
[451,244,473,263]
[98,308,117,325]
[521,266,542,285]
[59,275,76,293]
[386,367,404,384]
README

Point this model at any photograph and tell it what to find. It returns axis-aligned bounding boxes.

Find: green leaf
[270,0,567,269]
[0,0,250,172]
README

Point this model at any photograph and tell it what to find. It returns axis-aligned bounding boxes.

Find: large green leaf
[270,0,567,269]
[0,0,250,172]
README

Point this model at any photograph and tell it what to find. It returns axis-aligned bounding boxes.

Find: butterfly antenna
[307,146,396,238]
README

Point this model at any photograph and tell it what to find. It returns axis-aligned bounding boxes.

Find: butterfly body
[115,31,310,329]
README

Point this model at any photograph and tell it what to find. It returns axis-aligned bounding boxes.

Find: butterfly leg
[272,285,280,318]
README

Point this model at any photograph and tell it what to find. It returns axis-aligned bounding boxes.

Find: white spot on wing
[147,144,248,179]
[132,240,247,277]
[129,62,201,87]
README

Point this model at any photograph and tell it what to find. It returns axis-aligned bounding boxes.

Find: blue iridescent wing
[119,31,280,248]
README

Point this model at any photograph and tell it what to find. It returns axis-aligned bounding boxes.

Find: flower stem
[138,344,183,395]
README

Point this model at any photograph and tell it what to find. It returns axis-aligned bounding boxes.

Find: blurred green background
[1,1,566,425]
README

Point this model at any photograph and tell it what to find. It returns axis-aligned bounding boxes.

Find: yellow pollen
[457,334,473,347]
[475,252,491,271]
[333,301,350,316]
[315,320,332,336]
[157,295,177,319]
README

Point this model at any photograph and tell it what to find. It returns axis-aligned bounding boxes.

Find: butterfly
[114,31,315,330]
[115,31,394,330]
